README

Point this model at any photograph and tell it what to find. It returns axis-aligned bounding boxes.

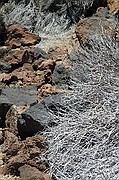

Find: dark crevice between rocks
[0,103,11,128]
[0,18,7,46]
[17,114,44,140]
[0,60,27,74]
[85,0,107,17]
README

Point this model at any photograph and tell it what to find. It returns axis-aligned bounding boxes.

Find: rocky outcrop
[0,22,71,179]
[5,24,41,48]
[2,130,48,175]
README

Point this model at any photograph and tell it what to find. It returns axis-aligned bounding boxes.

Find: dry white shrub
[44,35,119,180]
[0,0,94,34]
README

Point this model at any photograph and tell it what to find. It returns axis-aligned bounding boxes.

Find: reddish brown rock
[5,106,19,136]
[38,84,61,101]
[33,59,56,73]
[5,24,41,48]
[2,65,52,87]
[32,58,45,70]
[4,155,27,175]
[2,129,48,176]
[2,49,30,65]
[1,130,21,161]
[19,164,51,180]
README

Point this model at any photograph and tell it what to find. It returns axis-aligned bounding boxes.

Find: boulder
[0,48,31,73]
[0,86,38,129]
[34,47,51,60]
[5,24,41,48]
[2,49,30,65]
[19,164,51,180]
[18,94,69,135]
[76,17,116,45]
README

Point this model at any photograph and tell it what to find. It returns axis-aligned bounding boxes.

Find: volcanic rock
[33,59,56,73]
[2,64,52,87]
[0,103,11,128]
[0,46,10,58]
[38,84,60,100]
[19,94,69,132]
[34,47,51,60]
[2,49,30,66]
[76,17,116,45]
[0,85,37,106]
[0,62,12,73]
[5,24,41,48]
[2,130,47,175]
[19,164,51,180]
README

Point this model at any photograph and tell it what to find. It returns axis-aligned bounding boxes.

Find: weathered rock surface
[76,17,116,45]
[19,164,51,180]
[0,62,12,73]
[2,130,48,175]
[33,59,56,73]
[2,65,52,87]
[19,94,68,132]
[18,103,49,134]
[0,46,10,58]
[34,47,51,60]
[0,86,37,129]
[38,84,61,101]
[5,24,41,48]
[1,49,30,65]
[0,85,37,106]
[107,0,119,14]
